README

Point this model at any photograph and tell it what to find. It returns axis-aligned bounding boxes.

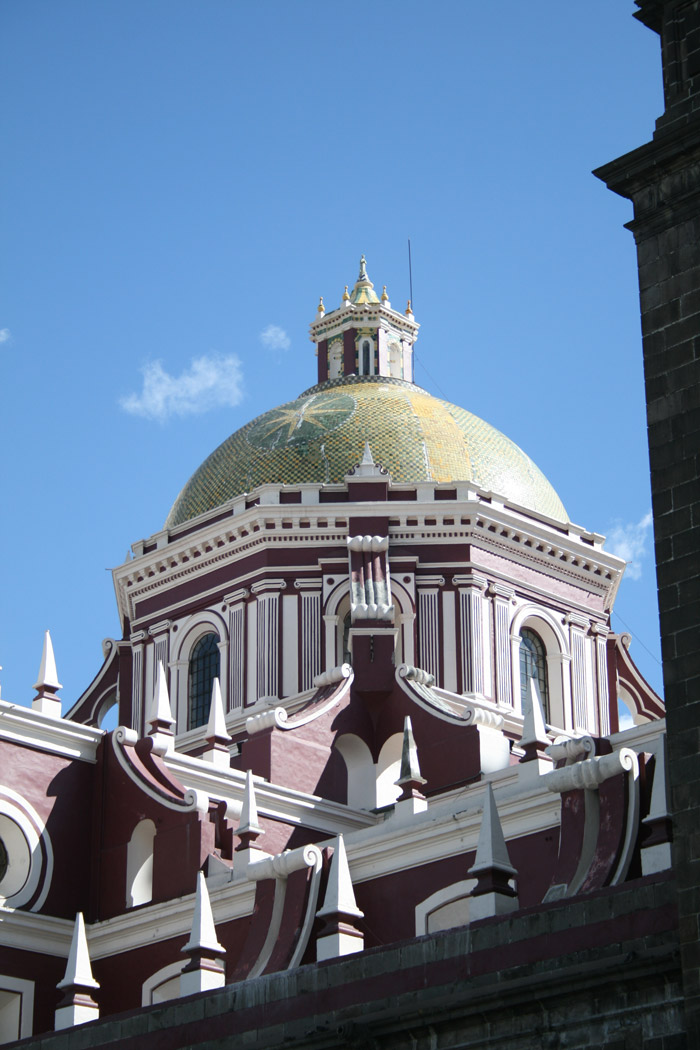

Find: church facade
[0,252,672,1047]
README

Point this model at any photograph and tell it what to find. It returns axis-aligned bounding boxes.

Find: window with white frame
[329,340,343,379]
[0,976,33,1042]
[188,633,220,730]
[359,338,375,376]
[519,627,549,721]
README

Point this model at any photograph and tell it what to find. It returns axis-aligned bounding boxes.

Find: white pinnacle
[182,872,225,956]
[520,676,549,751]
[150,661,175,729]
[33,630,62,692]
[469,783,517,877]
[396,715,426,787]
[57,913,99,991]
[235,769,264,838]
[361,442,374,466]
[206,678,230,742]
[316,835,363,920]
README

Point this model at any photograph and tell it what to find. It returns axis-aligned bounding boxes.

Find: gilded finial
[405,299,413,316]
[381,285,389,302]
[317,296,325,316]
[342,285,350,302]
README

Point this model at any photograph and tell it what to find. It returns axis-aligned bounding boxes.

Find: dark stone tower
[595,1,700,1039]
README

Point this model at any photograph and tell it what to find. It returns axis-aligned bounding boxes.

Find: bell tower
[309,256,419,385]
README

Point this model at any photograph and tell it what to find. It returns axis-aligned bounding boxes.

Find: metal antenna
[408,238,414,309]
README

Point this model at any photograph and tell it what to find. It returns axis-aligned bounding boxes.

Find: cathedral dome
[165,373,567,527]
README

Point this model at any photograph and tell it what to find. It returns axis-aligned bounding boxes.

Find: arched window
[188,633,220,730]
[361,340,371,375]
[329,340,343,379]
[519,628,549,720]
[126,819,156,908]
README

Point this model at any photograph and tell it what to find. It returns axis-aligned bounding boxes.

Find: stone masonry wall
[9,876,682,1050]
[595,2,700,1041]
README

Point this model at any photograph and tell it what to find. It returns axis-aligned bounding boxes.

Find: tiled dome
[165,375,567,527]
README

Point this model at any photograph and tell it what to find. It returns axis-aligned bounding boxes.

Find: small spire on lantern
[350,255,380,305]
[310,256,420,387]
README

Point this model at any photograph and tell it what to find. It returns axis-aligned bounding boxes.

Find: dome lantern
[309,257,419,385]
[165,258,568,528]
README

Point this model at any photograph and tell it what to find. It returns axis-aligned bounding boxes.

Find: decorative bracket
[347,535,394,622]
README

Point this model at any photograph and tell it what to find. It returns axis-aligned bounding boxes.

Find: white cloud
[119,354,244,423]
[605,511,653,580]
[0,328,11,344]
[260,325,290,352]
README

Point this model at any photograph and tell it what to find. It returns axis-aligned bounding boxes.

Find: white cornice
[0,906,74,956]
[347,728,659,885]
[0,881,257,961]
[1,725,662,962]
[0,702,102,762]
[114,491,624,627]
[88,880,257,960]
[309,303,419,343]
[304,763,564,887]
[0,778,553,961]
[164,751,378,836]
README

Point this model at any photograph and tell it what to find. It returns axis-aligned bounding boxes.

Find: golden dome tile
[165,376,566,527]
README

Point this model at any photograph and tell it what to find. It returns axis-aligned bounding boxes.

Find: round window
[0,815,32,898]
[0,837,8,883]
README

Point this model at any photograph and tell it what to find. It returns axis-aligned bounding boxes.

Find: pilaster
[130,630,147,735]
[455,573,487,695]
[489,583,514,708]
[225,588,248,712]
[296,579,322,691]
[566,613,589,731]
[416,576,444,683]
[149,621,171,708]
[251,580,285,702]
[592,623,610,736]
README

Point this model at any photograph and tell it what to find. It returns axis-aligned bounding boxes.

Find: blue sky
[1,1,665,711]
